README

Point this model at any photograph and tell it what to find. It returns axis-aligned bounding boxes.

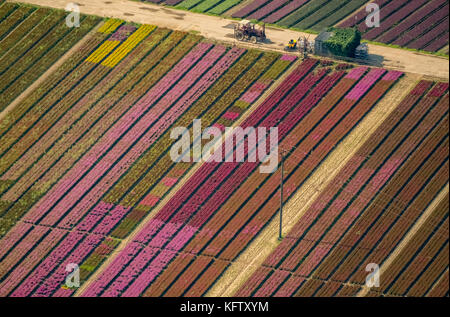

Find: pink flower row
[0,228,67,296]
[22,42,212,224]
[2,201,132,296]
[344,66,368,80]
[51,46,243,230]
[2,37,153,192]
[239,81,269,104]
[134,59,318,245]
[88,61,341,295]
[11,231,86,297]
[345,68,386,101]
[31,234,103,297]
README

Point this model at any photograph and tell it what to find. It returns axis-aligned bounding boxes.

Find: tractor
[285,36,313,58]
[234,20,266,43]
[285,39,297,51]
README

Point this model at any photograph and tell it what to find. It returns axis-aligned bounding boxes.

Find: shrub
[324,27,361,57]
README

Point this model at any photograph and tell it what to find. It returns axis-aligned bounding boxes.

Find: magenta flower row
[22,42,212,224]
[345,68,386,101]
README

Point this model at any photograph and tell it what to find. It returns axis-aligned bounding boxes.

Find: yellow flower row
[101,24,156,68]
[98,19,123,34]
[85,40,121,64]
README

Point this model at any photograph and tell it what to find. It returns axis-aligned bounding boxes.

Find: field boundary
[0,20,104,121]
[357,183,449,297]
[74,54,302,297]
[206,72,422,297]
[13,0,450,80]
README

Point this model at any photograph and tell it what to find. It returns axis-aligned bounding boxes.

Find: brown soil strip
[74,55,302,296]
[357,184,449,297]
[0,20,104,120]
[206,73,421,297]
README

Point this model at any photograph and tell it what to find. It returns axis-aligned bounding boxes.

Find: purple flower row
[377,0,446,44]
[31,234,103,297]
[52,46,242,230]
[392,5,448,47]
[6,201,134,296]
[11,231,86,297]
[263,0,310,24]
[345,68,386,101]
[23,42,212,224]
[87,61,330,296]
[109,25,138,42]
[247,0,289,21]
[364,0,428,41]
[0,228,67,296]
[407,16,449,50]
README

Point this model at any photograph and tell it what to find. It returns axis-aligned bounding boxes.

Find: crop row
[340,0,449,53]
[427,270,449,297]
[142,0,242,15]
[0,34,208,295]
[74,52,292,295]
[0,2,19,22]
[232,0,368,32]
[0,8,51,59]
[83,61,400,297]
[175,68,400,296]
[240,81,448,296]
[0,5,101,110]
[380,196,449,296]
[0,4,35,41]
[80,58,319,297]
[289,0,367,32]
[0,25,180,236]
[377,0,446,44]
[0,37,293,296]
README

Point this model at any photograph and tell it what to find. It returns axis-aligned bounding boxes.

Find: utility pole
[279,154,284,240]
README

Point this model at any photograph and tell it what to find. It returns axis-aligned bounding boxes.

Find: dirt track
[13,0,449,80]
[207,73,422,297]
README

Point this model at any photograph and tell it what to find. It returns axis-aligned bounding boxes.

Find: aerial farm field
[0,0,448,300]
[141,0,449,55]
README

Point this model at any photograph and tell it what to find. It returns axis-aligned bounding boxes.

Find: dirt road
[14,0,449,80]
